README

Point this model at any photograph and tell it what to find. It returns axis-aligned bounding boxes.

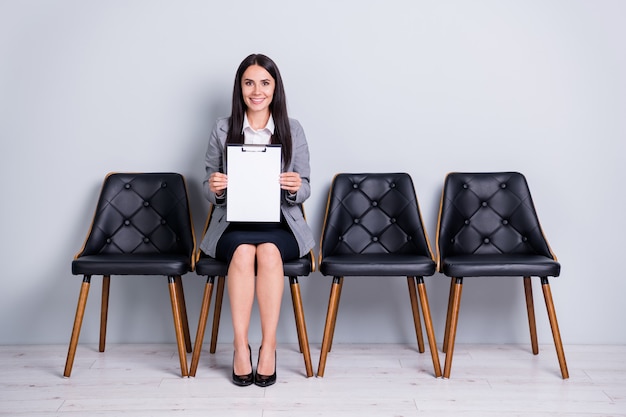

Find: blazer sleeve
[287,118,311,205]
[202,118,228,206]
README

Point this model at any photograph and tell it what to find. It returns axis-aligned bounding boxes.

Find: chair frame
[189,204,314,378]
[63,173,195,378]
[435,172,569,379]
[316,173,442,378]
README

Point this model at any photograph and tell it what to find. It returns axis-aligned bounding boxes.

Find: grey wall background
[1,0,624,347]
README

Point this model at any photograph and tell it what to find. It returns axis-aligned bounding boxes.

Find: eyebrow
[243,78,272,83]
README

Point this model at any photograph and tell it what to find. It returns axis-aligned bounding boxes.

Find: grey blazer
[199,116,315,258]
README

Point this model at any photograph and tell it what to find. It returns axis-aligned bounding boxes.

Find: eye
[244,80,253,86]
[262,81,270,86]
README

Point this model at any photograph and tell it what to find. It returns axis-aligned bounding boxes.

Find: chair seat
[320,254,436,277]
[284,257,312,277]
[195,257,228,276]
[195,255,312,277]
[72,254,192,276]
[441,254,560,277]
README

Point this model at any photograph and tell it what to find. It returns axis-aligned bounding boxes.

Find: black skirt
[215,220,299,263]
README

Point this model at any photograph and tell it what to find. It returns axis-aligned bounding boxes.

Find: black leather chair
[64,173,195,377]
[188,205,314,378]
[317,173,442,377]
[436,172,568,378]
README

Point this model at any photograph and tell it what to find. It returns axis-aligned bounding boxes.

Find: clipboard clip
[241,145,267,152]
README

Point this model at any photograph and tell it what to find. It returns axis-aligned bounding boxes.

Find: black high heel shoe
[254,346,276,387]
[232,345,254,387]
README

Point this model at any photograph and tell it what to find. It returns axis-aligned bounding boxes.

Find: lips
[249,98,265,105]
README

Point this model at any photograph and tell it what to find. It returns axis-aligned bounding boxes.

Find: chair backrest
[436,172,555,260]
[320,173,433,259]
[77,172,195,258]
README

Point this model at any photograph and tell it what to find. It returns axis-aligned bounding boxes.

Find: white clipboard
[226,144,282,222]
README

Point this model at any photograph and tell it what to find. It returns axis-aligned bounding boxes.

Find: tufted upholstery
[188,205,315,378]
[64,173,195,378]
[437,172,559,277]
[317,173,441,378]
[72,173,195,276]
[320,172,435,277]
[436,172,568,379]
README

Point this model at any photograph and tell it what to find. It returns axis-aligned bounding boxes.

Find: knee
[230,244,256,269]
[256,244,282,268]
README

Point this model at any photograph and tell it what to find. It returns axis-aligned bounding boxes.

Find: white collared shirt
[242,113,275,145]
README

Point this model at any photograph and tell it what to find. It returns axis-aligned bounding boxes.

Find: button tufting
[390,183,396,188]
[481,201,488,207]
[502,219,509,225]
[354,218,359,224]
[390,218,396,223]
[143,201,150,207]
[483,237,490,244]
[372,237,378,242]
[161,182,167,188]
[501,183,507,188]
[124,220,130,226]
[522,236,528,242]
[124,183,131,189]
[143,238,150,243]
[450,238,454,243]
[352,183,358,189]
[463,184,468,189]
[106,238,112,244]
[372,201,378,207]
[161,219,167,225]
[338,236,343,241]
[464,219,470,225]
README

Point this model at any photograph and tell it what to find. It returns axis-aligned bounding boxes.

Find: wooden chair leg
[210,276,225,354]
[416,276,442,377]
[442,277,455,352]
[99,275,110,353]
[541,277,569,379]
[174,276,192,353]
[317,276,343,377]
[189,276,215,377]
[64,276,91,377]
[290,280,305,355]
[407,277,425,353]
[327,276,343,353]
[289,276,313,377]
[443,277,463,379]
[168,276,188,377]
[523,276,539,355]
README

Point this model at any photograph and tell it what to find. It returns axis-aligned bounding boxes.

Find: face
[241,64,275,114]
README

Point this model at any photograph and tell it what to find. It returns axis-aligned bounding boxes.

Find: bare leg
[228,244,256,375]
[255,243,284,375]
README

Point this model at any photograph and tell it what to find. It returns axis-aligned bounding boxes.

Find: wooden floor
[0,343,624,416]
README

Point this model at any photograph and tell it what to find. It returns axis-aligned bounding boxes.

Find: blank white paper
[226,144,282,222]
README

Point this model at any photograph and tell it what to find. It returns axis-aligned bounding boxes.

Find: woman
[200,54,315,387]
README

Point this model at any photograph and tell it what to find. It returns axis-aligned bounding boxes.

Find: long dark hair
[226,54,293,169]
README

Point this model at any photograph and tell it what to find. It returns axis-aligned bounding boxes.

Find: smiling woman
[199,53,315,387]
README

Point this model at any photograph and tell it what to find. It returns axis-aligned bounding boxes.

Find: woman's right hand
[209,172,228,195]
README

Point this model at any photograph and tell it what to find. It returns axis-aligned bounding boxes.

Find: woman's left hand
[280,172,302,193]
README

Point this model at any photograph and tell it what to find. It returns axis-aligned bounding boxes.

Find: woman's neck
[246,110,271,130]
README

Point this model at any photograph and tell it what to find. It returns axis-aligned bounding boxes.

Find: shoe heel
[254,346,276,387]
[232,344,254,387]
